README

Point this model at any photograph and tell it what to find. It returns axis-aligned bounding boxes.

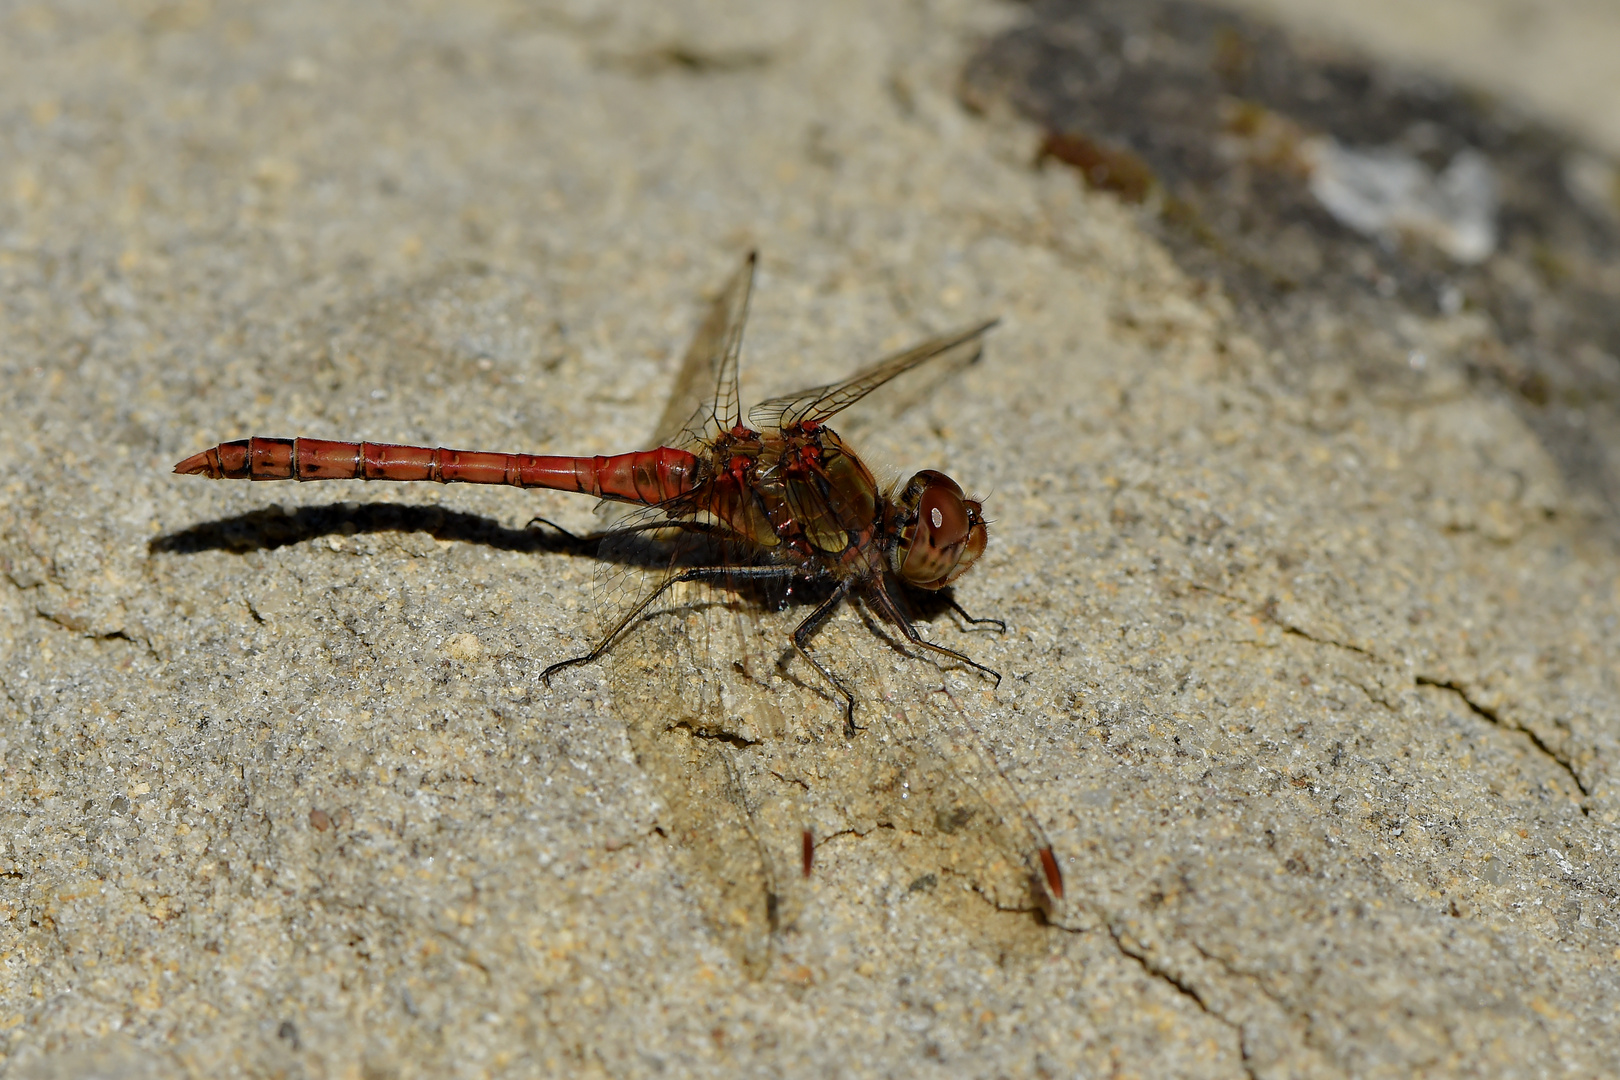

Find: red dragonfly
[175,254,1064,925]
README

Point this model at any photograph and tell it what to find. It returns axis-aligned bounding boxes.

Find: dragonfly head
[893,470,988,589]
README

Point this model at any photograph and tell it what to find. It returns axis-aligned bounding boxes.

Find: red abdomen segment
[175,437,700,505]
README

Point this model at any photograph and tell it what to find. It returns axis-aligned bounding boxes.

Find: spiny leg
[947,595,1007,633]
[524,515,591,548]
[865,579,1002,688]
[525,515,731,547]
[788,579,861,738]
[540,563,798,685]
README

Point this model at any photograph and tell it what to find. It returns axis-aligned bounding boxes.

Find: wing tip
[1039,846,1065,900]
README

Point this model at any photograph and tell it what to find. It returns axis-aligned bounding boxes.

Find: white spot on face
[930,507,943,529]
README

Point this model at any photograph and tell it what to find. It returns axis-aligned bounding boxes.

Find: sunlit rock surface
[2,1,1618,1076]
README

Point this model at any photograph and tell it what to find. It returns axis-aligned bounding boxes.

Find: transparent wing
[645,251,756,451]
[586,500,808,977]
[848,595,1063,914]
[592,253,753,528]
[748,318,997,431]
[868,657,1063,914]
[581,512,1059,974]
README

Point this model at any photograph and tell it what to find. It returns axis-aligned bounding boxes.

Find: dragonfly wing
[594,253,753,527]
[588,500,812,977]
[866,651,1065,913]
[577,500,1058,974]
[646,252,756,451]
[748,318,997,431]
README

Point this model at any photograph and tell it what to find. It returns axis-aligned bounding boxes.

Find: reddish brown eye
[894,471,989,588]
[922,486,969,546]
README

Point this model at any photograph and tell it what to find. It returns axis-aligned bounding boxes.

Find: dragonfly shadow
[149,501,589,557]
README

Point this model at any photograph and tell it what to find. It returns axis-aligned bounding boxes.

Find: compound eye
[895,472,988,588]
[922,483,970,548]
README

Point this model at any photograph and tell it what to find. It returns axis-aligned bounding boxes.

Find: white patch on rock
[1303,137,1498,263]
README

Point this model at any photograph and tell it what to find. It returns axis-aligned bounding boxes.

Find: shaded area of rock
[963,0,1620,520]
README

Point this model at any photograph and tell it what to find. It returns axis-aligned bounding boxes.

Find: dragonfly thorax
[891,470,988,589]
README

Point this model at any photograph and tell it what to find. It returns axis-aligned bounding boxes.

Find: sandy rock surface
[2,1,1618,1077]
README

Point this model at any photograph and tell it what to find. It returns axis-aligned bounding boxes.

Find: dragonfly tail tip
[173,449,217,477]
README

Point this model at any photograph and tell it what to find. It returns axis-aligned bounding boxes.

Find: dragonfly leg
[866,580,1003,689]
[788,580,860,738]
[524,515,590,546]
[946,595,1007,634]
[540,563,798,686]
[526,515,732,547]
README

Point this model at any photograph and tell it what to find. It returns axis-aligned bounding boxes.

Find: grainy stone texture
[1,2,1617,1078]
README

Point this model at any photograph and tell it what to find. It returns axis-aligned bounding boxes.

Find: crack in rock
[1415,675,1591,803]
[1104,920,1260,1080]
[1215,585,1595,810]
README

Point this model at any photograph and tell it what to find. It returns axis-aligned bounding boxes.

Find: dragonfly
[175,254,1064,963]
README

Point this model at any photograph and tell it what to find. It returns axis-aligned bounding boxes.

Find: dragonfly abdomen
[174,437,701,504]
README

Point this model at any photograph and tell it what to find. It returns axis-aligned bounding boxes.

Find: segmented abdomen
[174,437,700,505]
